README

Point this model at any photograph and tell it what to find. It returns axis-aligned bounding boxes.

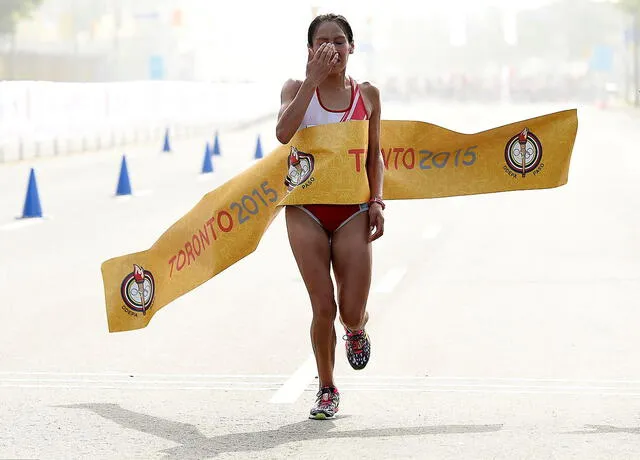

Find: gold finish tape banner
[101,109,578,332]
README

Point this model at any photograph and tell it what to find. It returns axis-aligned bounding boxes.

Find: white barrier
[0,80,280,163]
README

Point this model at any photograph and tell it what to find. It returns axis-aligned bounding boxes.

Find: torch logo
[120,264,155,315]
[284,146,314,191]
[505,128,543,177]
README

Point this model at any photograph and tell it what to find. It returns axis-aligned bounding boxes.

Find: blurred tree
[0,0,44,36]
[0,0,43,79]
[616,0,640,13]
[615,0,639,106]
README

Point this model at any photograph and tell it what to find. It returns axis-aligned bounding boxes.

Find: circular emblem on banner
[505,128,542,177]
[284,146,315,191]
[120,264,155,315]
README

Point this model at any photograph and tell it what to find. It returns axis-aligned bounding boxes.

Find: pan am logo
[120,264,155,316]
[504,128,543,177]
[284,146,315,191]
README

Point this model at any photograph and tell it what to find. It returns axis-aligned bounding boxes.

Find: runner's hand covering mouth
[306,43,340,86]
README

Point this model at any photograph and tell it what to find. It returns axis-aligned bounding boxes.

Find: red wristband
[368,197,385,210]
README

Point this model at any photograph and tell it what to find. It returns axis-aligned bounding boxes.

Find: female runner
[276,13,385,419]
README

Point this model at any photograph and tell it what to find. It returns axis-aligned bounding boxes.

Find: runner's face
[310,21,352,75]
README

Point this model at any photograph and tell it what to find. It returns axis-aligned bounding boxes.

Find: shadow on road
[60,403,503,458]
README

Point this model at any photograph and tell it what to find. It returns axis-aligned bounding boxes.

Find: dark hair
[307,14,353,47]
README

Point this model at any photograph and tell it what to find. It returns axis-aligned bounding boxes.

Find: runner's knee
[340,306,366,331]
[310,293,337,322]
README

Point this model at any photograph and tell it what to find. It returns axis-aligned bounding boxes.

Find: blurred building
[2,0,193,81]
[1,0,314,82]
[0,0,634,104]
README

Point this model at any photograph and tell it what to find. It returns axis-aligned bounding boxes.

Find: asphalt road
[0,100,638,459]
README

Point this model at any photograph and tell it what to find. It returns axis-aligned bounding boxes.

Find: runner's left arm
[365,84,383,201]
[363,84,384,242]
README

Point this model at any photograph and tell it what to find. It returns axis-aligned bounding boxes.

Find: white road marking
[0,218,47,231]
[2,373,640,396]
[333,388,640,396]
[0,372,287,392]
[0,371,286,378]
[373,267,407,293]
[0,378,284,385]
[0,384,282,391]
[4,372,640,386]
[269,354,317,404]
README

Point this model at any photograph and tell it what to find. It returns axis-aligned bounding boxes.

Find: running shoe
[309,386,340,420]
[343,328,371,370]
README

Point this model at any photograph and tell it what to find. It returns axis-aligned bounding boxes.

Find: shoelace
[317,388,336,407]
[344,330,365,352]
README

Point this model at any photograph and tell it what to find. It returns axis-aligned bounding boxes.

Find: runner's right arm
[276,43,338,144]
[276,79,314,144]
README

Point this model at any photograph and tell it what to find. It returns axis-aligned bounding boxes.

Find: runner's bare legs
[331,212,372,331]
[285,206,337,387]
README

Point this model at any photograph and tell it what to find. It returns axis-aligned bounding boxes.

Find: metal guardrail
[0,80,279,163]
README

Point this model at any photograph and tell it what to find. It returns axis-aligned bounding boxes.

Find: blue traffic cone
[212,131,221,156]
[21,168,42,218]
[162,127,171,153]
[202,142,213,174]
[116,155,132,196]
[254,135,263,159]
